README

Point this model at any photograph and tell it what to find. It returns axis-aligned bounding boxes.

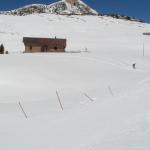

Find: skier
[132,63,136,69]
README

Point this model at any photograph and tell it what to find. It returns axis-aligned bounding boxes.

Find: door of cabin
[41,45,48,52]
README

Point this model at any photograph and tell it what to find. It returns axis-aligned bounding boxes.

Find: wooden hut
[23,37,66,53]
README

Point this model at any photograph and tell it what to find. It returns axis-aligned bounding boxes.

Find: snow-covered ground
[0,14,150,150]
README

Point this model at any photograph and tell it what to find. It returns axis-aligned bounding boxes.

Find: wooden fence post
[84,93,94,102]
[19,102,28,119]
[56,91,64,111]
[143,42,145,56]
[108,86,114,96]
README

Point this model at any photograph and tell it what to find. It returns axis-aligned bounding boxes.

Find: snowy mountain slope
[0,0,98,16]
[0,14,150,150]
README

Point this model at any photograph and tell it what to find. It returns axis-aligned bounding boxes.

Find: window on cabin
[54,46,58,51]
[30,46,32,50]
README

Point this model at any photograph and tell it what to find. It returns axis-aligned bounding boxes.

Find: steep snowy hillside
[0,0,98,15]
[0,14,150,150]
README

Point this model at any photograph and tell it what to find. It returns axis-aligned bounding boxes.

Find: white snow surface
[0,14,150,150]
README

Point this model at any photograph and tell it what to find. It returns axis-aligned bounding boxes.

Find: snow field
[0,14,150,150]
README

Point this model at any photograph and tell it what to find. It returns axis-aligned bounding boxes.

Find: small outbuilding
[23,37,67,53]
[143,33,150,36]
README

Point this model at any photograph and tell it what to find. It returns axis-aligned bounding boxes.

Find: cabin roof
[23,37,67,48]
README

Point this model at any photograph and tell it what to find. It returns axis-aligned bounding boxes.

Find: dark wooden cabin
[23,37,67,53]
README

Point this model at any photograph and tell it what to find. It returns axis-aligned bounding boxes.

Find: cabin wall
[25,46,65,53]
[47,48,65,52]
[25,46,41,53]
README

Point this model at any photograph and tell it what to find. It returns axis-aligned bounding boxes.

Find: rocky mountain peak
[0,0,98,16]
[65,0,78,6]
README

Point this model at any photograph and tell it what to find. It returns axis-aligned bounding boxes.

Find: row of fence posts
[18,91,65,119]
[18,88,114,119]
